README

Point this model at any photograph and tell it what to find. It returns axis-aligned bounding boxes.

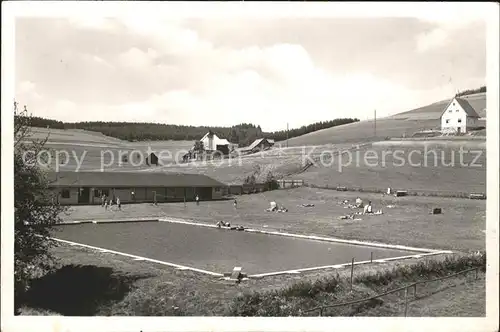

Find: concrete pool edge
[247,250,453,278]
[156,217,451,255]
[56,217,454,279]
[59,217,160,225]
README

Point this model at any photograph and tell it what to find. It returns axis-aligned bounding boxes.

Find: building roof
[441,97,481,118]
[217,139,230,145]
[200,132,230,148]
[47,171,227,188]
[242,138,272,151]
[200,131,215,141]
[456,97,481,118]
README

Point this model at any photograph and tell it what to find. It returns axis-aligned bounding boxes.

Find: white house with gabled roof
[440,97,481,134]
[200,131,230,153]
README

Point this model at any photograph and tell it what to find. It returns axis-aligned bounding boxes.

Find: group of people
[355,197,374,214]
[101,194,121,210]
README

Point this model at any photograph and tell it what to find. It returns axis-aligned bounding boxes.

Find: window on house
[94,189,100,197]
[448,110,452,112]
[456,109,459,112]
[61,189,70,198]
[214,187,220,193]
[445,119,450,124]
[458,119,462,123]
[452,102,455,106]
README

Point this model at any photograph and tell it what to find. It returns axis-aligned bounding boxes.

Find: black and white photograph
[1,2,499,332]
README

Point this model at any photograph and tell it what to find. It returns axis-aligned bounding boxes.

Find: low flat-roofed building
[47,171,227,205]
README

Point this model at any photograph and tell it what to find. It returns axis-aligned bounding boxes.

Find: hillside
[22,116,358,147]
[25,127,126,147]
[282,93,486,147]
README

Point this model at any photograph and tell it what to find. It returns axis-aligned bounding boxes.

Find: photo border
[2,2,498,332]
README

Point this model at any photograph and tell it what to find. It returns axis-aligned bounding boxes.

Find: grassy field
[42,143,359,183]
[292,143,486,194]
[30,92,487,197]
[61,187,485,251]
[282,93,486,147]
[26,127,126,146]
[393,93,486,119]
[40,139,486,197]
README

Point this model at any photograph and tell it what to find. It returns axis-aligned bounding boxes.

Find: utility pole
[374,109,377,138]
[286,122,289,148]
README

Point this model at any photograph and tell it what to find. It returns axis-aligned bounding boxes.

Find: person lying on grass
[216,221,231,228]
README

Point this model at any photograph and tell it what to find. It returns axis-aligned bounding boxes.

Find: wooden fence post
[404,287,409,317]
[350,258,355,292]
[475,268,479,280]
[413,284,417,297]
[319,308,323,317]
[370,252,373,263]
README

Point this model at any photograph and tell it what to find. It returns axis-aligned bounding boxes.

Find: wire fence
[301,266,481,317]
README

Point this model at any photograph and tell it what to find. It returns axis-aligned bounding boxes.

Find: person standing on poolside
[195,194,199,205]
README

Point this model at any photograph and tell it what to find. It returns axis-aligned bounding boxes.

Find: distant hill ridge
[282,91,486,147]
[19,115,359,147]
[20,86,486,146]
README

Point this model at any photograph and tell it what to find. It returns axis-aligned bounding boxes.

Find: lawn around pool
[61,187,485,252]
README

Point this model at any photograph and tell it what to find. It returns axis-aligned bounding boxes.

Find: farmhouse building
[241,138,274,154]
[440,97,481,134]
[48,171,227,205]
[200,131,230,154]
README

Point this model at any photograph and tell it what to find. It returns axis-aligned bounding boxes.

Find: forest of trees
[455,86,486,97]
[19,117,359,146]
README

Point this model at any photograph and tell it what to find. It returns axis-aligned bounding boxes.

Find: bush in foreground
[14,102,67,310]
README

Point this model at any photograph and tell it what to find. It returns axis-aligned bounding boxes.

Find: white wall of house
[200,133,230,151]
[441,98,471,133]
[201,133,216,151]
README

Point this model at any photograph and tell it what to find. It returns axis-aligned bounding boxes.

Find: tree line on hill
[455,86,486,97]
[18,116,359,147]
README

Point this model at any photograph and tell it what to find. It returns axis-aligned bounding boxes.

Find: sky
[15,9,486,132]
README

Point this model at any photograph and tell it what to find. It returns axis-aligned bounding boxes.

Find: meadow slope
[282,93,486,147]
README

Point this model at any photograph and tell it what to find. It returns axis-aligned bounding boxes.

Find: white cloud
[410,3,488,27]
[414,8,485,53]
[119,17,213,56]
[17,80,42,101]
[80,53,114,69]
[32,32,453,129]
[19,80,36,94]
[416,28,449,53]
[117,47,158,68]
[17,16,485,131]
[68,17,116,30]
